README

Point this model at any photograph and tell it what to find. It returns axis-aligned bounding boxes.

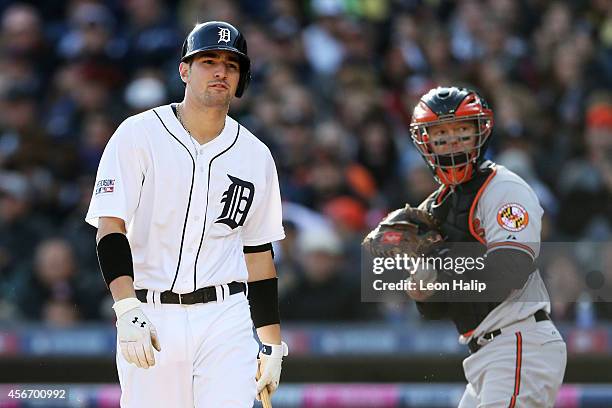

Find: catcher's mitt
[362,204,443,258]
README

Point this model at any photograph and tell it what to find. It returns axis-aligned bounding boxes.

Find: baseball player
[86,21,288,407]
[406,87,566,407]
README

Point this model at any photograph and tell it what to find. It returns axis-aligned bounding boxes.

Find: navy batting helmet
[181,21,251,98]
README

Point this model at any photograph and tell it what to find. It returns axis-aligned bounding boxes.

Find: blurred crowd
[0,0,610,327]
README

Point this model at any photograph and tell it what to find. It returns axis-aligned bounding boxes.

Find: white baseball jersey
[468,165,550,339]
[86,104,285,294]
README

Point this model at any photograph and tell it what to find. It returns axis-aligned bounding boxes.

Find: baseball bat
[259,386,272,408]
[257,364,272,408]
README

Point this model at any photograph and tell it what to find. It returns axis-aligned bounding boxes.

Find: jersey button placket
[182,148,207,292]
[199,150,205,172]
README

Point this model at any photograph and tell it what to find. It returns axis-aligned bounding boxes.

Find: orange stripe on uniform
[468,167,497,244]
[508,332,522,408]
[462,329,475,338]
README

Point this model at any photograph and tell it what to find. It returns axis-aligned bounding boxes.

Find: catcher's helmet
[181,21,251,98]
[410,87,494,185]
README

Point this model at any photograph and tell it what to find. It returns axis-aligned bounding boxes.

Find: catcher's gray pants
[458,318,566,408]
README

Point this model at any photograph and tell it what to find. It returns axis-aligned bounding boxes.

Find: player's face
[182,50,241,107]
[427,120,478,155]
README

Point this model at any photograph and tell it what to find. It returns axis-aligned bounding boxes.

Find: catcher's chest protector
[427,162,496,243]
[421,162,502,334]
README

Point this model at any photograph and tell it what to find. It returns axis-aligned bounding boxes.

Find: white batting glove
[113,298,161,369]
[256,341,288,398]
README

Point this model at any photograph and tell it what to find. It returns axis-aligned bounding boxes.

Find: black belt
[136,281,246,305]
[468,310,550,353]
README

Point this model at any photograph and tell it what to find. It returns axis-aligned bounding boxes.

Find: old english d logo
[215,175,254,229]
[218,27,231,43]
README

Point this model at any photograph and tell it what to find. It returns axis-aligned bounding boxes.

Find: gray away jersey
[466,165,550,340]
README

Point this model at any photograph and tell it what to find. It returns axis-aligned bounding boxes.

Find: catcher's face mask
[410,87,493,186]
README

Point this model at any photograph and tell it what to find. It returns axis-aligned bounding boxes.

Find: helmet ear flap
[235,69,251,98]
[181,38,188,61]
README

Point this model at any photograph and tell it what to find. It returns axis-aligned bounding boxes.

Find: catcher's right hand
[113,298,161,369]
[362,204,443,258]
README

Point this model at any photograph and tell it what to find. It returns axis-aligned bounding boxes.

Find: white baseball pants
[116,291,259,407]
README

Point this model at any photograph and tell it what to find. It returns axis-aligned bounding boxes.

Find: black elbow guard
[247,278,280,328]
[96,233,134,287]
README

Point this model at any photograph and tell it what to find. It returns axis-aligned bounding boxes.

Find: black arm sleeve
[96,233,134,287]
[247,278,280,328]
[243,243,274,258]
[434,247,536,302]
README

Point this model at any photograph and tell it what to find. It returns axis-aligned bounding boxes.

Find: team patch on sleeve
[496,203,529,232]
[95,179,115,195]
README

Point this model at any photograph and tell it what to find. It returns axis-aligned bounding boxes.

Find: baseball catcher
[365,86,566,407]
